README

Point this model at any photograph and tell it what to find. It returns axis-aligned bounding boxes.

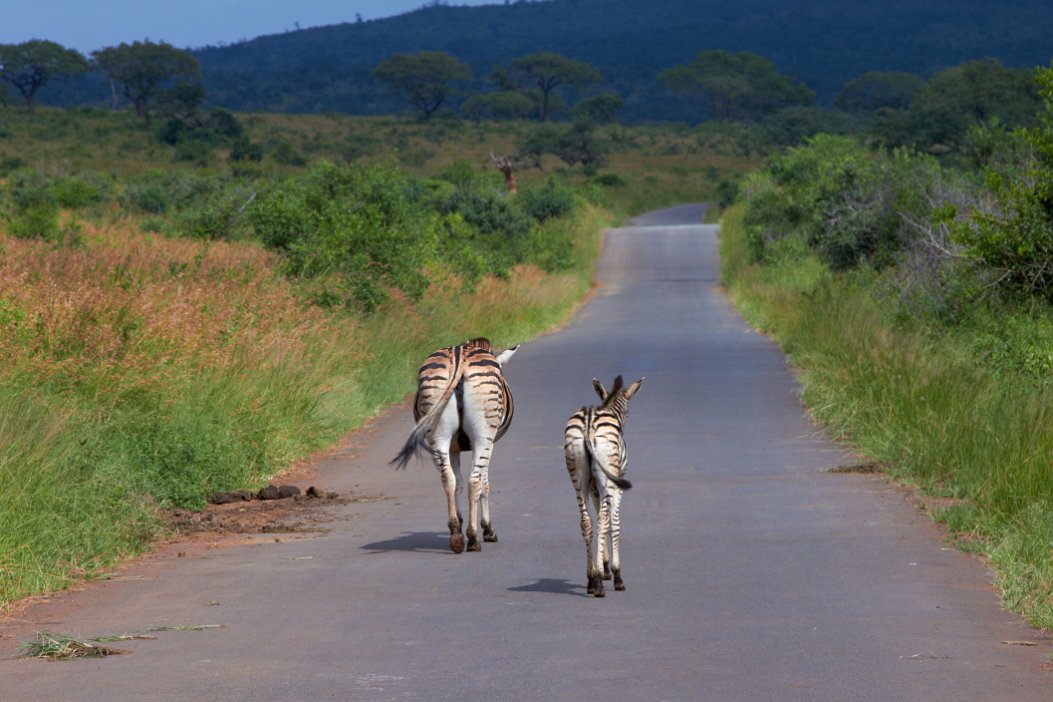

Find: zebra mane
[601,375,625,410]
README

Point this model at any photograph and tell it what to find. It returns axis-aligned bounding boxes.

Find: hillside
[42,0,1053,121]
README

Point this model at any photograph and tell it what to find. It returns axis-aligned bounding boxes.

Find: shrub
[518,179,575,221]
[50,173,111,208]
[249,161,436,310]
[592,173,626,187]
[948,66,1053,301]
[438,184,533,277]
[7,204,60,241]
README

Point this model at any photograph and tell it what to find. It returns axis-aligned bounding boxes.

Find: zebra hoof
[614,583,626,591]
[466,541,481,552]
[483,532,498,543]
[587,574,604,596]
[450,534,465,554]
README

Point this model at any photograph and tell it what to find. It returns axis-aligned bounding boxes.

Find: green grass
[720,204,1053,631]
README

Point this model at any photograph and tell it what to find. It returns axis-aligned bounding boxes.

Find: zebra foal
[564,375,644,597]
[391,338,517,554]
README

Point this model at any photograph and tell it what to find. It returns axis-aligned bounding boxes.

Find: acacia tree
[501,53,603,122]
[93,41,201,122]
[659,50,813,121]
[908,59,1040,150]
[373,51,471,120]
[0,40,89,113]
[834,71,925,114]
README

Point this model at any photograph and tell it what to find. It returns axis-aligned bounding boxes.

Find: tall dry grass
[0,203,605,609]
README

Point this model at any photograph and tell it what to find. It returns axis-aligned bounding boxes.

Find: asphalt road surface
[2,205,1051,700]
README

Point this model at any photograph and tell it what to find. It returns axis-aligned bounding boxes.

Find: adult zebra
[564,375,644,597]
[391,338,518,553]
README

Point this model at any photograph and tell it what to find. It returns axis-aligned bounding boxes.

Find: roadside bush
[748,135,941,271]
[249,160,436,311]
[948,66,1053,302]
[518,178,575,221]
[438,184,533,277]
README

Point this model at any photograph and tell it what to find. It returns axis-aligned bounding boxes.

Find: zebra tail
[389,415,437,470]
[585,438,633,491]
[390,366,464,470]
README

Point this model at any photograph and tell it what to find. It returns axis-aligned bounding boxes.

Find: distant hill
[46,0,1053,122]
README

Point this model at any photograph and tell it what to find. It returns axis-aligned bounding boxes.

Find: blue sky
[1,1,501,54]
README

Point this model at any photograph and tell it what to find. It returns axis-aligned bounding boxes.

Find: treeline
[5,35,1047,184]
[178,0,1053,121]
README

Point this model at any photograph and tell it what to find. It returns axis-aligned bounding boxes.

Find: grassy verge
[0,204,607,610]
[719,205,1053,631]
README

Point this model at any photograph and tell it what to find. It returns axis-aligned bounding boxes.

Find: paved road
[2,205,1051,700]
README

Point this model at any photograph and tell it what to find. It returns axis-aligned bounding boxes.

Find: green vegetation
[0,105,735,609]
[659,51,813,121]
[93,41,202,122]
[372,51,472,120]
[721,62,1053,630]
[0,40,89,113]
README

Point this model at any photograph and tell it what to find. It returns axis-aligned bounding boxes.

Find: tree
[503,53,603,122]
[907,59,1041,151]
[834,71,925,114]
[93,41,202,122]
[372,51,471,120]
[659,50,813,122]
[0,40,89,113]
[517,119,610,172]
[573,92,623,124]
[461,91,535,123]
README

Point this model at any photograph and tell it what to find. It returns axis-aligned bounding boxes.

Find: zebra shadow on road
[361,532,451,554]
[508,578,587,597]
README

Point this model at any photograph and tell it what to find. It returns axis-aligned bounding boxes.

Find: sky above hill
[2,1,502,54]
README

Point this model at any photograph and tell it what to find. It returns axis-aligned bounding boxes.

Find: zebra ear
[592,378,608,401]
[623,377,645,401]
[495,345,518,366]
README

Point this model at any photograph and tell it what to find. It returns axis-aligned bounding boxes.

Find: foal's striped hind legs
[481,472,498,543]
[565,443,604,596]
[609,490,626,590]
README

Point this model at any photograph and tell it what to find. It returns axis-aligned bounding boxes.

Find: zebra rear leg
[449,516,465,554]
[437,454,465,554]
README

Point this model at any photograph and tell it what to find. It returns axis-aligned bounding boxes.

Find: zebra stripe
[564,375,644,597]
[391,337,517,553]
